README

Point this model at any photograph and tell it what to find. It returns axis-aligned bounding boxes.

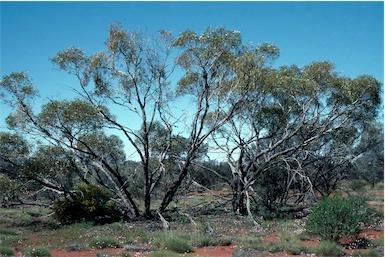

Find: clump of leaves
[89,237,122,249]
[54,183,122,224]
[312,240,344,257]
[305,195,370,241]
[24,247,51,257]
[0,245,14,256]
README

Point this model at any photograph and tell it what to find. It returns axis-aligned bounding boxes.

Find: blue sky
[1,1,384,130]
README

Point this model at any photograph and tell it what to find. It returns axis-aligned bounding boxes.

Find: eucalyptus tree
[0,26,244,218]
[212,60,382,219]
[50,24,174,217]
[158,27,250,212]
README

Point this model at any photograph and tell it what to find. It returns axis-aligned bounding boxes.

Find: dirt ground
[10,229,383,257]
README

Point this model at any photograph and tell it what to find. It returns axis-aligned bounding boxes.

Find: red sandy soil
[12,229,382,257]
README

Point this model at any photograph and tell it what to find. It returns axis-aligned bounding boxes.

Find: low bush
[0,245,14,256]
[24,247,51,257]
[312,240,344,257]
[163,236,192,253]
[277,232,309,255]
[54,183,122,224]
[89,237,122,249]
[305,195,370,241]
[153,231,192,253]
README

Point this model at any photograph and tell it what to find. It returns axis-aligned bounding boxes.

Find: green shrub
[305,195,369,241]
[163,236,192,253]
[54,183,122,224]
[312,241,344,257]
[278,233,309,255]
[0,245,14,256]
[193,235,211,247]
[253,165,290,219]
[89,237,122,249]
[25,247,51,257]
[153,231,192,253]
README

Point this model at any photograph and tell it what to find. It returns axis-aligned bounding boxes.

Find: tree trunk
[231,173,247,215]
[158,159,191,213]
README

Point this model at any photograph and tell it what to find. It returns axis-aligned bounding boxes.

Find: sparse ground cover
[0,182,383,257]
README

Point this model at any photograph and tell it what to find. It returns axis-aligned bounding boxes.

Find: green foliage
[120,253,132,257]
[24,247,51,257]
[254,165,289,219]
[305,195,369,241]
[153,231,192,253]
[37,99,105,135]
[54,183,122,224]
[0,245,14,256]
[277,232,309,255]
[89,237,122,249]
[312,240,344,257]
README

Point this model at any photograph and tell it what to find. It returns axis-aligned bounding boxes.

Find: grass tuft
[152,231,192,253]
[313,240,344,257]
